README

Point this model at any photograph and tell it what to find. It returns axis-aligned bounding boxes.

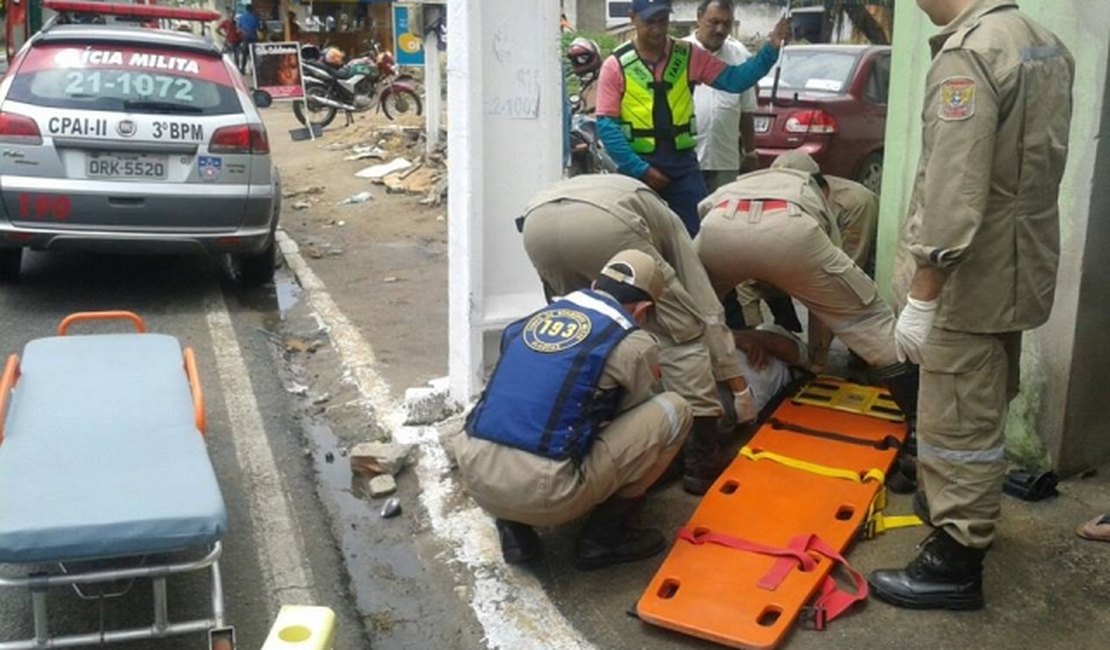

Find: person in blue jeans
[236,4,263,74]
[595,0,789,236]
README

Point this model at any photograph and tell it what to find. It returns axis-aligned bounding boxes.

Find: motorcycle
[566,84,616,177]
[293,43,423,129]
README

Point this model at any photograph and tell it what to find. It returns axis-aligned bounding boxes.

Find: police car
[0,1,280,285]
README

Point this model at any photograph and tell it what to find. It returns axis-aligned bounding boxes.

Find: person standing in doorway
[868,0,1073,610]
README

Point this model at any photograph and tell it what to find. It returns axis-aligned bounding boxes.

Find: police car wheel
[236,239,276,287]
[0,248,22,283]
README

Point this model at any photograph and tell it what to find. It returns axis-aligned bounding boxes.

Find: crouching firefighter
[447,250,693,569]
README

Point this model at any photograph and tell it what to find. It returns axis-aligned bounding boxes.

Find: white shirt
[684,35,757,171]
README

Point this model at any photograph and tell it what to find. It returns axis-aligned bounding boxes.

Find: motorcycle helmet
[323,47,346,67]
[567,37,601,81]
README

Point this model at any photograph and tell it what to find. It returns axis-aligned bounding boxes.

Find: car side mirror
[252,89,274,109]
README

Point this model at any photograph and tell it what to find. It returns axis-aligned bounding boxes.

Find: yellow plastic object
[261,606,336,650]
[791,376,905,422]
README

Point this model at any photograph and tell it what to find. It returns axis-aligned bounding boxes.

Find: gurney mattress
[0,334,227,564]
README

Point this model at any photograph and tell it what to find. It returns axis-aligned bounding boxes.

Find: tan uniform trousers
[523,203,723,417]
[448,392,692,527]
[919,327,1021,549]
[697,206,899,369]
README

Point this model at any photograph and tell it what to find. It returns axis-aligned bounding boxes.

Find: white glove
[733,387,758,425]
[894,296,938,365]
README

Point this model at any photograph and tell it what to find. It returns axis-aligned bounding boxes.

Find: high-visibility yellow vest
[614,40,697,154]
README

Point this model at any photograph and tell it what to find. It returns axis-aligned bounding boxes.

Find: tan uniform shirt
[523,174,743,382]
[900,0,1073,332]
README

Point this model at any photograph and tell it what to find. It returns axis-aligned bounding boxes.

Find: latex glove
[733,387,758,425]
[894,296,938,365]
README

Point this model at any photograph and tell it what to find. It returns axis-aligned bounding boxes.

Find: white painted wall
[447,0,562,402]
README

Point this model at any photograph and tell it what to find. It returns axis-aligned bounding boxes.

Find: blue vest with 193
[466,290,637,461]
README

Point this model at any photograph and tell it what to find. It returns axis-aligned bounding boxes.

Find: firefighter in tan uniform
[693,166,920,428]
[520,174,755,496]
[869,0,1073,611]
[770,150,880,371]
[449,251,693,569]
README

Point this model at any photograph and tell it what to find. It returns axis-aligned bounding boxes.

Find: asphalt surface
[0,251,369,649]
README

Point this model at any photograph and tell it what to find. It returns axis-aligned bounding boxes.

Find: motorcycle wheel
[293,85,338,129]
[380,88,423,121]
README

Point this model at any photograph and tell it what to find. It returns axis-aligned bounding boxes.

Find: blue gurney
[0,312,233,649]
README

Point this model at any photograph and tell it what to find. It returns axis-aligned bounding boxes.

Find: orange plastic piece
[637,386,908,649]
[0,354,21,446]
[57,311,147,336]
[183,347,206,436]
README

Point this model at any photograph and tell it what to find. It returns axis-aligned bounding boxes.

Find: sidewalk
[266,105,1110,649]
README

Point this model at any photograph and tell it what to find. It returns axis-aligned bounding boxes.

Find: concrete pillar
[424,29,441,156]
[876,0,1110,474]
[446,0,562,403]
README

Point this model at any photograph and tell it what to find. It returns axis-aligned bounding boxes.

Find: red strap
[675,527,869,630]
[712,199,791,212]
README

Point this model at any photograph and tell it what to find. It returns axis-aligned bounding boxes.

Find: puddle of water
[274,274,302,317]
[301,421,427,610]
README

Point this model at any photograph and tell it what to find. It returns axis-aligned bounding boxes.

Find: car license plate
[87,152,168,180]
[754,116,772,134]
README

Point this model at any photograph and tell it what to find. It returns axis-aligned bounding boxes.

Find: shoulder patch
[939,77,976,121]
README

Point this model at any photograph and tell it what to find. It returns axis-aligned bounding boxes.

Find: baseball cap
[599,249,665,303]
[632,0,673,21]
[770,149,821,174]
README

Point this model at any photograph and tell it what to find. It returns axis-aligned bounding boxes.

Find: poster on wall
[251,41,305,101]
[392,3,425,67]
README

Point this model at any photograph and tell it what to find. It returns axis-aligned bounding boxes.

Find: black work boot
[868,529,986,610]
[574,498,665,571]
[495,519,541,564]
[683,416,729,495]
[878,363,920,492]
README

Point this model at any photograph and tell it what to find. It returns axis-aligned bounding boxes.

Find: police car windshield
[7,44,241,115]
[758,50,859,94]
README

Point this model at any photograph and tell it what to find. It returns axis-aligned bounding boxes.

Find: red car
[753,44,891,193]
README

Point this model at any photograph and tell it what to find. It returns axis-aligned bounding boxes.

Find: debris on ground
[383,276,399,283]
[344,145,388,161]
[380,497,402,519]
[367,474,397,498]
[349,441,417,477]
[338,191,374,205]
[404,377,457,425]
[282,185,326,199]
[355,157,412,180]
[292,201,312,211]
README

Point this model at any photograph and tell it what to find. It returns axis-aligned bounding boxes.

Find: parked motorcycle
[567,84,615,176]
[293,43,423,129]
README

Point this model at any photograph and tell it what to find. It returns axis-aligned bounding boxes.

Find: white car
[0,2,280,284]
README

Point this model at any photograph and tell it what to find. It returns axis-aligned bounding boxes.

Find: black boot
[574,498,665,570]
[878,362,919,443]
[878,363,920,492]
[495,519,541,564]
[683,417,728,495]
[868,529,985,610]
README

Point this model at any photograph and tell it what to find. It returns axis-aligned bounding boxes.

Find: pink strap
[675,527,869,630]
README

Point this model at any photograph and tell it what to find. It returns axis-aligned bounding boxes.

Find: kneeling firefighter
[447,250,693,569]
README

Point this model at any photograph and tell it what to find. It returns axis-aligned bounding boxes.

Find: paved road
[0,250,369,649]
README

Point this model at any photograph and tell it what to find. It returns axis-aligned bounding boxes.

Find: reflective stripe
[918,441,1005,464]
[1021,45,1062,61]
[564,292,634,330]
[655,395,684,445]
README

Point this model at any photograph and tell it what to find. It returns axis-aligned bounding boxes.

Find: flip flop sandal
[1076,514,1110,542]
